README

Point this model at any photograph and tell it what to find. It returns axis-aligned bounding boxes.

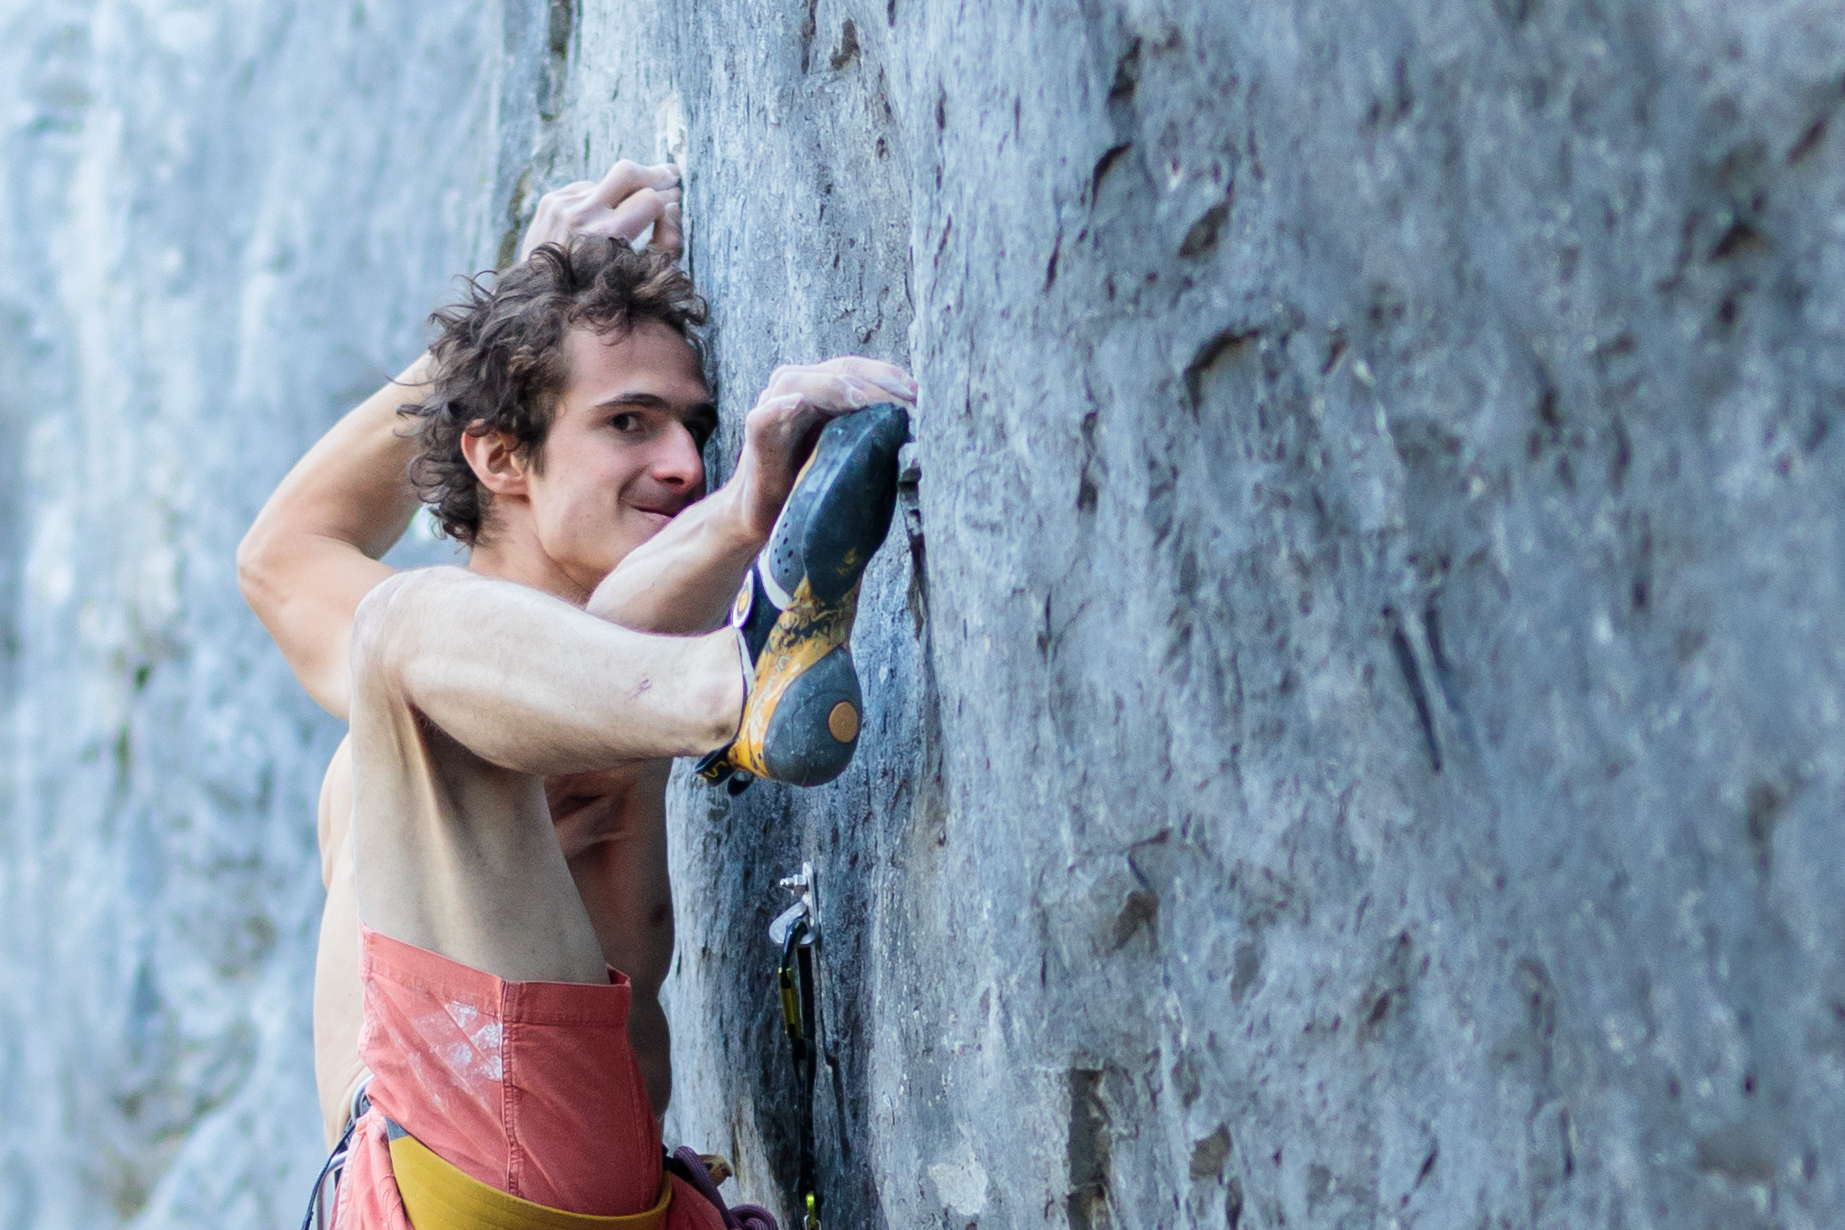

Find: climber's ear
[461,426,531,498]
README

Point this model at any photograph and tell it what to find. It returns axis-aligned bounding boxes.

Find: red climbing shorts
[332,924,724,1230]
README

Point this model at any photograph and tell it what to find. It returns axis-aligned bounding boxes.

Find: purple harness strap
[667,1147,780,1230]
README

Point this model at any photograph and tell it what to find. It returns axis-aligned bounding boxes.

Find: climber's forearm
[237,352,435,718]
[585,482,762,634]
[355,568,741,776]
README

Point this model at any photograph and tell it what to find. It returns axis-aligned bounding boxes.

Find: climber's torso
[312,721,675,1143]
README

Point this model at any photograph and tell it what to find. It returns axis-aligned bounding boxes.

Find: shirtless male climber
[237,160,913,1228]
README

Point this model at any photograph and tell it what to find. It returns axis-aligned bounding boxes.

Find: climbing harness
[664,1148,779,1230]
[302,1101,777,1230]
[301,1080,371,1230]
[298,1061,779,1229]
[385,1119,673,1230]
[770,864,823,1230]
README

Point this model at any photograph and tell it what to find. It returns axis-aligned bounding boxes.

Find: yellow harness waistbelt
[386,1127,672,1230]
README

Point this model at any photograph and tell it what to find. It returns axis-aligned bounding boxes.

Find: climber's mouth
[633,506,676,526]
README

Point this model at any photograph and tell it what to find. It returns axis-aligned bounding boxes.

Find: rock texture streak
[3,0,1844,1227]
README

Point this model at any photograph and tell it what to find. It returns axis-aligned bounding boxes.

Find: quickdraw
[770,864,823,1230]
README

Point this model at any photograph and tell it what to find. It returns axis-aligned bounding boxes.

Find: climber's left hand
[729,358,918,542]
[517,160,683,263]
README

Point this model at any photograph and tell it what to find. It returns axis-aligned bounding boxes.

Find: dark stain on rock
[1517,957,1559,1079]
[901,457,928,635]
[1145,454,1177,544]
[1789,114,1828,164]
[1359,931,1421,1039]
[1190,1124,1232,1180]
[1710,218,1767,260]
[1067,1069,1113,1230]
[1714,289,1744,334]
[1230,940,1261,1001]
[1180,199,1230,258]
[1695,1123,1777,1184]
[536,0,573,118]
[1111,887,1158,948]
[113,724,133,786]
[1804,406,1832,454]
[497,166,535,269]
[1106,35,1142,143]
[798,0,819,71]
[1091,142,1134,199]
[1609,416,1632,493]
[829,20,859,71]
[1492,0,1537,28]
[1184,328,1257,409]
[1631,513,1652,615]
[1421,596,1467,731]
[1593,331,1638,369]
[1108,38,1140,101]
[1077,410,1102,513]
[1364,55,1415,130]
[1413,1140,1438,1193]
[1745,779,1787,878]
[546,0,572,57]
[1366,280,1408,331]
[1321,329,1347,375]
[1386,611,1441,773]
[1170,1053,1202,1107]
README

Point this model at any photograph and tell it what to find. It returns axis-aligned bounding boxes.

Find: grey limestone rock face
[3,0,1844,1226]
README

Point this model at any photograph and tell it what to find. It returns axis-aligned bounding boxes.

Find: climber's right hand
[727,358,918,543]
[517,160,683,263]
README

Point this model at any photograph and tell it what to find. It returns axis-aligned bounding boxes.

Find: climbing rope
[778,917,821,1229]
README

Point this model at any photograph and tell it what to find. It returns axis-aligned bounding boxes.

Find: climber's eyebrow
[592,391,709,412]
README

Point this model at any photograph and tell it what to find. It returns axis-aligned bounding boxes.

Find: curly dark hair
[402,236,709,545]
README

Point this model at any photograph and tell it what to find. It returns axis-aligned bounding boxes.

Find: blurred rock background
[2,0,1844,1227]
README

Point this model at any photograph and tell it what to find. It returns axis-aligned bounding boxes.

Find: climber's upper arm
[238,355,434,722]
[239,528,395,720]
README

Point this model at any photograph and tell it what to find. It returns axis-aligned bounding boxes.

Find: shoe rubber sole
[701,402,909,788]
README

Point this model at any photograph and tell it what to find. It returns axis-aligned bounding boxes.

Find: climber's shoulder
[346,566,472,685]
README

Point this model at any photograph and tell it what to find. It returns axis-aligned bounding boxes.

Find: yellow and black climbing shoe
[698,403,910,792]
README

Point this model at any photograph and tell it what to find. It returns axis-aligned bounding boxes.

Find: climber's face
[538,322,715,589]
[466,321,714,599]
